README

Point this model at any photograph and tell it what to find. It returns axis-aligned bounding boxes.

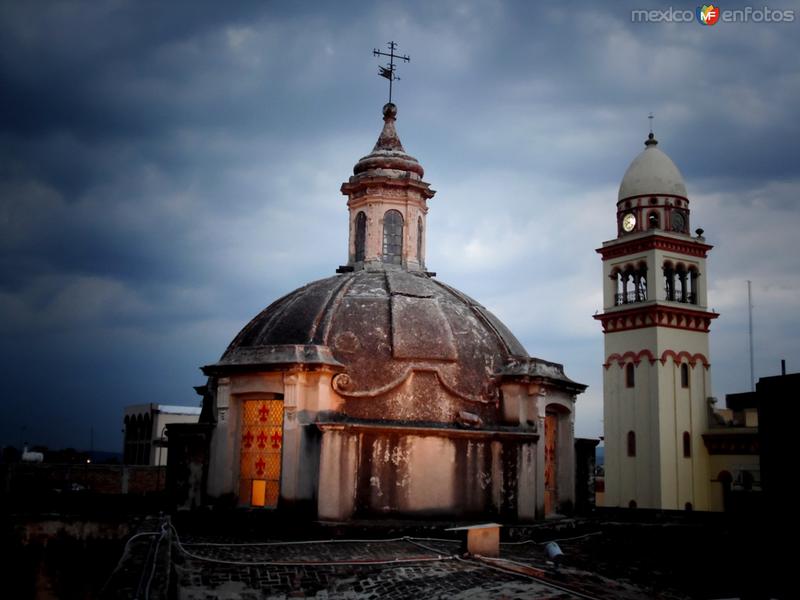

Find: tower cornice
[593,302,719,333]
[596,233,713,261]
[341,175,435,199]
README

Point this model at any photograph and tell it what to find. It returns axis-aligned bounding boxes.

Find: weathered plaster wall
[315,428,540,521]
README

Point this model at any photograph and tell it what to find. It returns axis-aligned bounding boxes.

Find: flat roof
[124,404,202,416]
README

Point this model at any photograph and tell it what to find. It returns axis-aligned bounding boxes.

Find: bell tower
[595,131,719,511]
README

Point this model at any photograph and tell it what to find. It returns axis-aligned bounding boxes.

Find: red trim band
[594,304,719,333]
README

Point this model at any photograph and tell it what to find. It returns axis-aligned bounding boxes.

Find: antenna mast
[747,280,755,391]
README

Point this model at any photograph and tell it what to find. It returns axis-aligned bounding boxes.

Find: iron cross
[373,41,410,104]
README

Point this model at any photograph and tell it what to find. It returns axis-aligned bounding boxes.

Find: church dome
[214,269,528,421]
[203,101,584,430]
[618,133,687,201]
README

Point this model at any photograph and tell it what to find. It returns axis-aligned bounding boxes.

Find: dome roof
[618,134,687,201]
[351,103,424,180]
[211,269,528,406]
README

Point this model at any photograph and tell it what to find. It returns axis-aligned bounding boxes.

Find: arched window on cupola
[354,211,366,262]
[382,210,403,265]
[648,210,660,229]
[417,216,424,267]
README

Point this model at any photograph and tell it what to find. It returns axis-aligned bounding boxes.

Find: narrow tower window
[689,268,699,305]
[354,211,366,262]
[625,363,635,388]
[635,264,647,302]
[664,263,675,301]
[627,431,636,457]
[648,211,660,229]
[680,363,690,388]
[417,216,424,267]
[676,265,688,302]
[382,210,403,265]
[683,431,691,457]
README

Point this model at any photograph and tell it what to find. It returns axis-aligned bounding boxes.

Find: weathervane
[373,41,410,104]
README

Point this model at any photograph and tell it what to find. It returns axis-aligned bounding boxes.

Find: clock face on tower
[672,211,686,232]
[622,213,636,232]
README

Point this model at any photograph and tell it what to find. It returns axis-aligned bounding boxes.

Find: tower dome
[618,133,687,201]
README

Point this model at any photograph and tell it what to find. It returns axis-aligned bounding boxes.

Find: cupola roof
[618,133,687,201]
[351,103,424,180]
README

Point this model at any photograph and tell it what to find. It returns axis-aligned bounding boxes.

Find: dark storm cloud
[1,0,798,450]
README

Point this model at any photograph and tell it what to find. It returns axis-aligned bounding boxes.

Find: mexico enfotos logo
[632,5,796,24]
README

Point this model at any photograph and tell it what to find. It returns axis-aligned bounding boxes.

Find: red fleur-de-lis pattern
[240,400,283,508]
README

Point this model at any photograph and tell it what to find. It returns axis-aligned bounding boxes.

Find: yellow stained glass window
[240,399,283,508]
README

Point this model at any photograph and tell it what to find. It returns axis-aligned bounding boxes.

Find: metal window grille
[355,211,366,262]
[382,210,403,264]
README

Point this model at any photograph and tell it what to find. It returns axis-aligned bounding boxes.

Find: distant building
[123,404,201,465]
[702,390,760,511]
[184,102,587,520]
[754,370,796,517]
[702,369,797,513]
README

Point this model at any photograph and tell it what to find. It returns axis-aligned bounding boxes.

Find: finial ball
[383,102,397,119]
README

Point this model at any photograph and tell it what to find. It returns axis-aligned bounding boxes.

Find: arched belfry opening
[613,262,648,306]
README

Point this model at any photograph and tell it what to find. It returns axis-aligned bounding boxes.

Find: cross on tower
[373,41,410,104]
[648,112,655,134]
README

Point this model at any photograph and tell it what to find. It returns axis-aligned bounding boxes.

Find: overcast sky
[1,0,798,452]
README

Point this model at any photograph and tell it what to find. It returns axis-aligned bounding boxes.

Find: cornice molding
[594,303,719,333]
[597,234,712,260]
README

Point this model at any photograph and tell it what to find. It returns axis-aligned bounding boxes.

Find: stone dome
[618,134,687,201]
[208,269,543,423]
[202,102,584,428]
